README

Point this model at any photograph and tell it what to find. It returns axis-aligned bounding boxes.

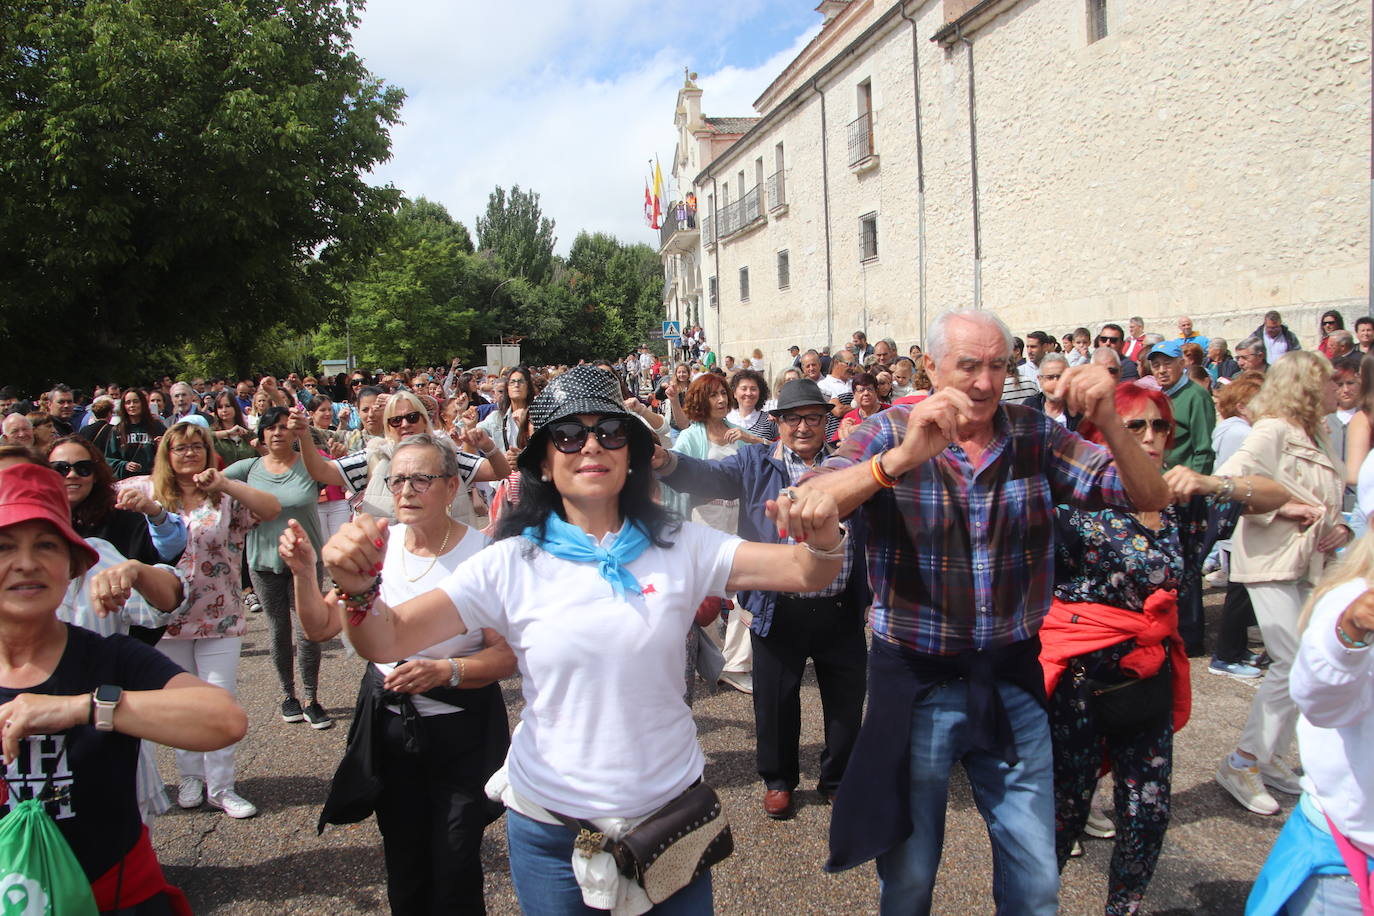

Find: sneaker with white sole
[281,697,304,723]
[303,701,333,730]
[176,776,205,809]
[1084,806,1116,839]
[1260,757,1303,796]
[718,671,753,695]
[208,789,258,819]
[1209,659,1262,679]
[1204,569,1228,588]
[1216,758,1280,815]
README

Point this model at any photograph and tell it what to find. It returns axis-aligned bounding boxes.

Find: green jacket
[1165,378,1216,474]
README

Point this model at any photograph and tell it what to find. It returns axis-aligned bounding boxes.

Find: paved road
[151,592,1284,914]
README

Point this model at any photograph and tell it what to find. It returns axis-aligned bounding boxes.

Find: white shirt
[817,375,851,399]
[1263,331,1290,364]
[1293,578,1374,856]
[1017,361,1040,388]
[439,521,741,820]
[1337,407,1358,425]
[375,523,489,717]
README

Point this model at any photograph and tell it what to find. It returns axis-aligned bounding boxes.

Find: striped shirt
[781,443,851,598]
[807,404,1131,655]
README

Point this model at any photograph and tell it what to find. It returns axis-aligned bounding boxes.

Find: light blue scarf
[523,513,651,599]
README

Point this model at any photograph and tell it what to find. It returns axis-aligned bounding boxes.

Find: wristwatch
[91,685,123,732]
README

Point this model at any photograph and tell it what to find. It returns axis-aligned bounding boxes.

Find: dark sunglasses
[51,460,96,478]
[1097,335,1122,343]
[1123,418,1172,435]
[386,411,424,428]
[548,417,630,453]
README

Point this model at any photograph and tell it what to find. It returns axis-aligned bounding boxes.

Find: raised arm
[88,560,185,618]
[1060,365,1171,511]
[286,407,348,486]
[1162,466,1293,515]
[278,518,339,641]
[727,490,844,593]
[463,427,511,482]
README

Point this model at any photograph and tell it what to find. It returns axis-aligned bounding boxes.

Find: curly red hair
[683,373,734,423]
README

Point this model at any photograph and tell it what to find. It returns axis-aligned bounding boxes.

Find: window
[739,267,750,301]
[777,250,790,289]
[848,80,875,165]
[769,143,786,210]
[1087,0,1107,42]
[708,275,718,309]
[859,212,878,262]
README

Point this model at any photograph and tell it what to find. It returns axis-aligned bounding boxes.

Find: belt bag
[1072,661,1172,737]
[554,781,734,903]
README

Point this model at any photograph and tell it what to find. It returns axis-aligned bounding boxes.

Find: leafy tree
[474,185,557,285]
[0,0,404,389]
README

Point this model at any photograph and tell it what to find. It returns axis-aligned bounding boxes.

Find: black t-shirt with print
[0,625,184,879]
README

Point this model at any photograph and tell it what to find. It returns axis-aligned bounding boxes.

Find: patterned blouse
[126,478,258,639]
[1054,495,1241,612]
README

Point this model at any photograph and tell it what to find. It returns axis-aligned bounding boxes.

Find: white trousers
[158,637,244,796]
[722,607,753,674]
[318,499,352,544]
[1238,581,1309,763]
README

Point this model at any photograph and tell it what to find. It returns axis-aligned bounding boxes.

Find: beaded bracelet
[339,577,382,627]
[1335,619,1372,649]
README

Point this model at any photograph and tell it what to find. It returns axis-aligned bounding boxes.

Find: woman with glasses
[1039,383,1292,915]
[834,372,887,443]
[317,365,845,913]
[210,391,257,465]
[121,422,281,817]
[1317,310,1345,358]
[104,389,166,479]
[223,405,335,729]
[281,433,514,913]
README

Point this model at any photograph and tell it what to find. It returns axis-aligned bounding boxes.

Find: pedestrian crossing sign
[662,321,682,341]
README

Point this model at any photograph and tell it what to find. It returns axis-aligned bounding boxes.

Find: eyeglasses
[170,443,206,455]
[1123,418,1172,435]
[778,412,827,428]
[385,473,451,494]
[548,417,630,453]
[386,411,424,428]
[51,460,95,478]
[1097,335,1122,344]
[350,379,364,387]
[1322,320,1338,328]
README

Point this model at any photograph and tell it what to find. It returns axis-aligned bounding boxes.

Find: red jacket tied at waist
[1039,589,1192,731]
[90,825,192,916]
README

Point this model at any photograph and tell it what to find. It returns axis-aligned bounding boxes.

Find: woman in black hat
[317,364,848,914]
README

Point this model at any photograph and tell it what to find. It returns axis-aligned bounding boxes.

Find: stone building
[660,0,1370,372]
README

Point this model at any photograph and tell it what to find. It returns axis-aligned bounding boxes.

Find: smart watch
[91,685,123,732]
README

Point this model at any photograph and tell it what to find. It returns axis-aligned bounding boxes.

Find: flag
[651,157,664,230]
[644,178,653,227]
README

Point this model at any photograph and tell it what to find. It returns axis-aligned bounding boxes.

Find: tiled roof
[704,116,761,135]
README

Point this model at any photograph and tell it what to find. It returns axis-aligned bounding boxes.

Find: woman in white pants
[128,423,281,818]
[1213,351,1351,816]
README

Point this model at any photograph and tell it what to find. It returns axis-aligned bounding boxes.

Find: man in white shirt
[818,349,855,441]
[1123,317,1147,361]
[1255,310,1301,364]
[1012,337,1040,389]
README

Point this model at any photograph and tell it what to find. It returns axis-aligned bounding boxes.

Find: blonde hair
[1298,526,1374,632]
[152,422,216,513]
[1247,350,1333,442]
[383,390,432,441]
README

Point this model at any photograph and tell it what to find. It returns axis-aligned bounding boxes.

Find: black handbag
[553,781,734,903]
[1072,660,1173,737]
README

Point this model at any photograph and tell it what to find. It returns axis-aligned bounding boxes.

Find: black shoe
[303,701,333,730]
[281,697,304,722]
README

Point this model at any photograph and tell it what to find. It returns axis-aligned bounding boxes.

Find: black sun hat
[519,365,635,472]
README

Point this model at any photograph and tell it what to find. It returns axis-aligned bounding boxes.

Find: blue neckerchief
[523,514,650,599]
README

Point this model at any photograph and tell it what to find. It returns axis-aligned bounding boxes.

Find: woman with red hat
[0,461,247,913]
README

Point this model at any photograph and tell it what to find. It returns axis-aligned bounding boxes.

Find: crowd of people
[0,304,1370,914]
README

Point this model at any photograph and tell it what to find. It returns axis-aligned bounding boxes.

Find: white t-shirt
[376,523,489,716]
[438,520,742,820]
[817,374,852,399]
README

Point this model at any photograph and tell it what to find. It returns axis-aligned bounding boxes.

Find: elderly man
[1026,352,1077,430]
[783,308,1168,915]
[1123,316,1147,361]
[788,344,802,367]
[168,381,202,421]
[799,349,824,383]
[1,411,34,446]
[1095,323,1139,380]
[1254,310,1301,364]
[1146,340,1215,474]
[47,384,78,435]
[873,337,897,366]
[1233,336,1268,375]
[1208,338,1241,381]
[819,348,857,440]
[654,378,868,821]
[1174,315,1210,351]
[1327,328,1355,360]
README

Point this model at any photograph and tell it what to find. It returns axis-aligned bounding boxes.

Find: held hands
[382,659,449,695]
[193,467,225,496]
[286,407,311,437]
[278,518,319,576]
[321,514,389,595]
[1162,466,1215,503]
[328,438,349,459]
[1276,500,1325,530]
[723,427,744,444]
[890,388,976,472]
[125,462,143,475]
[1058,365,1118,427]
[87,560,145,618]
[114,487,162,518]
[0,694,88,764]
[766,487,842,548]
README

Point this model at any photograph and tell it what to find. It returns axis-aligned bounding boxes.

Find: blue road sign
[662,320,682,340]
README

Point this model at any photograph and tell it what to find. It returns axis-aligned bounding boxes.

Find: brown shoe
[763,789,794,820]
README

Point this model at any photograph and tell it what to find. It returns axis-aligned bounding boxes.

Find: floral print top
[125,477,258,639]
[1053,495,1240,612]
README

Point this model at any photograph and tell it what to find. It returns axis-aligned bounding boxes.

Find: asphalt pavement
[151,590,1285,914]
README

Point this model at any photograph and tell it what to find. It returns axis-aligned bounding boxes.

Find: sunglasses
[1322,321,1338,327]
[51,460,96,478]
[548,417,630,453]
[386,411,424,428]
[1123,418,1172,435]
[1097,335,1122,344]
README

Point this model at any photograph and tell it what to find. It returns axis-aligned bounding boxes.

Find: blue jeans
[876,680,1059,916]
[506,810,714,915]
[1286,872,1364,915]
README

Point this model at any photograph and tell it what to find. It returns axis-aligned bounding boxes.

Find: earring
[540,473,551,482]
[627,467,634,476]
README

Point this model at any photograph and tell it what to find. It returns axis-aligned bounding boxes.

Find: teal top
[224,455,324,573]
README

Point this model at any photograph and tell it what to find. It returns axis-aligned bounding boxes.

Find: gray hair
[879,337,898,353]
[925,309,1014,365]
[1330,329,1355,349]
[1038,352,1069,374]
[1209,337,1228,351]
[1090,347,1121,367]
[170,381,193,396]
[1236,335,1264,355]
[394,433,461,479]
[1129,316,1144,327]
[1142,333,1166,346]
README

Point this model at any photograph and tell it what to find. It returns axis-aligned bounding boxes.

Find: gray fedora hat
[768,378,831,415]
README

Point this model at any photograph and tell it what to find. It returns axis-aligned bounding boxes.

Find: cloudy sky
[351,0,822,254]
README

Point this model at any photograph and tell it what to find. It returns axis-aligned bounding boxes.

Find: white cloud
[351,0,819,253]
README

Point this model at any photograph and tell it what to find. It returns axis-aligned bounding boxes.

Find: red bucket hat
[0,464,100,573]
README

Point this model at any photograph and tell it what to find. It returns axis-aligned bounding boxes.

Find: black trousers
[751,594,867,793]
[1214,578,1258,663]
[373,707,494,915]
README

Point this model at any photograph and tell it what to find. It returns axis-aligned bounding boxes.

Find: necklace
[402,521,454,582]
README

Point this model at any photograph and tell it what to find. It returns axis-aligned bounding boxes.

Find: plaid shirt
[780,442,852,598]
[807,403,1132,655]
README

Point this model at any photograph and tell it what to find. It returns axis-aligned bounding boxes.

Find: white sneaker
[1216,759,1280,815]
[1204,569,1229,588]
[208,789,258,819]
[718,671,753,695]
[1084,806,1116,839]
[176,777,205,809]
[1260,757,1303,796]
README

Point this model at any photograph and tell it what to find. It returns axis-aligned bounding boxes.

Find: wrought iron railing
[848,112,874,166]
[767,170,786,210]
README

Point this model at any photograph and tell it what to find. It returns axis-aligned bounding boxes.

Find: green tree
[474,185,557,285]
[0,0,404,389]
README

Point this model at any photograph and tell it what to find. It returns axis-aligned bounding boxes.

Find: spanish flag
[652,157,664,230]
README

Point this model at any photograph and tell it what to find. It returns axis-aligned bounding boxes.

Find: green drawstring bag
[0,798,98,916]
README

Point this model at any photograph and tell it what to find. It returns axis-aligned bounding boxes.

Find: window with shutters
[777,250,790,289]
[708,275,718,309]
[1087,0,1108,42]
[739,267,750,302]
[859,212,878,262]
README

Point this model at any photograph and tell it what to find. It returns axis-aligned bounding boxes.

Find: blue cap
[1148,339,1184,360]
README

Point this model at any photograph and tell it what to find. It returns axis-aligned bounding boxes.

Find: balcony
[766,170,787,213]
[716,185,765,241]
[702,212,716,248]
[658,202,698,254]
[847,112,877,169]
